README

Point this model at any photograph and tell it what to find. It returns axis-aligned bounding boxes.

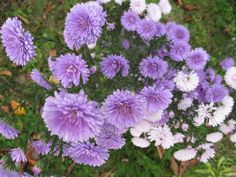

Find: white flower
[114,0,125,5]
[219,96,234,116]
[174,71,199,92]
[88,42,97,49]
[198,143,215,163]
[220,120,236,135]
[206,132,223,143]
[130,0,146,14]
[158,0,172,15]
[132,137,150,148]
[181,123,189,132]
[208,108,226,127]
[225,67,236,89]
[130,127,142,137]
[174,148,197,161]
[230,133,236,144]
[178,97,193,110]
[193,116,205,126]
[174,133,185,143]
[98,0,112,4]
[144,110,163,122]
[146,3,162,22]
[148,125,175,149]
[134,120,152,133]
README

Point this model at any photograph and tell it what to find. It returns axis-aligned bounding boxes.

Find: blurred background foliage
[0,0,236,176]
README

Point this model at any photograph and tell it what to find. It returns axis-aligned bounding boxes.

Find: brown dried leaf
[184,16,193,23]
[183,4,201,11]
[170,157,179,176]
[156,146,165,159]
[17,15,30,25]
[1,105,9,113]
[43,3,53,19]
[0,70,12,76]
[99,170,113,177]
[49,49,57,57]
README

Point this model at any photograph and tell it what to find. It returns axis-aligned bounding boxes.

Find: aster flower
[144,110,163,122]
[220,58,234,70]
[0,17,35,66]
[122,39,130,50]
[42,90,103,143]
[205,84,228,103]
[32,166,41,176]
[132,137,150,148]
[130,0,146,14]
[173,148,197,161]
[148,125,175,149]
[220,120,236,135]
[49,54,90,88]
[32,140,51,155]
[174,71,199,92]
[0,121,19,139]
[130,120,152,137]
[114,0,125,5]
[156,22,166,37]
[225,67,236,89]
[158,0,172,15]
[106,22,115,31]
[0,166,20,177]
[95,123,125,150]
[170,41,190,61]
[10,148,27,163]
[69,142,109,167]
[121,11,140,31]
[64,2,106,49]
[102,90,145,128]
[167,24,190,42]
[100,55,129,79]
[146,3,162,22]
[155,79,175,91]
[137,19,156,40]
[139,56,168,79]
[230,133,236,145]
[166,21,176,33]
[186,48,209,70]
[178,97,193,111]
[206,132,223,143]
[141,86,173,112]
[31,69,51,90]
[198,143,215,163]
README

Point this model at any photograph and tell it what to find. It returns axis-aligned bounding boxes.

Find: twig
[65,161,76,177]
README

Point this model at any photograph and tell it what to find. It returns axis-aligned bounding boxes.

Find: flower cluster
[0,0,236,175]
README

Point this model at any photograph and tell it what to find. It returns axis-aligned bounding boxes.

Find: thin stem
[65,161,76,177]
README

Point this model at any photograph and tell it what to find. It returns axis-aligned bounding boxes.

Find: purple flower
[69,142,109,167]
[155,79,175,91]
[102,90,145,128]
[206,68,216,82]
[31,69,51,90]
[106,22,115,31]
[32,140,51,155]
[156,22,166,37]
[137,19,156,40]
[141,86,173,112]
[170,41,190,61]
[156,46,169,58]
[100,54,129,79]
[167,24,190,42]
[96,123,125,149]
[42,90,103,143]
[122,39,130,50]
[213,75,222,84]
[220,58,234,70]
[166,21,176,33]
[32,166,41,176]
[0,121,19,139]
[186,48,209,70]
[154,111,170,126]
[49,54,90,88]
[64,2,106,49]
[0,17,35,66]
[139,56,168,79]
[121,11,140,31]
[205,84,228,103]
[10,148,27,163]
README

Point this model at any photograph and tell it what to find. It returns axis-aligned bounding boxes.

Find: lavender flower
[10,148,27,163]
[32,140,51,155]
[100,54,129,79]
[220,58,234,70]
[170,41,190,61]
[96,123,125,149]
[64,2,106,49]
[49,54,90,88]
[136,19,156,40]
[121,11,140,31]
[139,56,168,79]
[122,39,130,50]
[42,90,103,143]
[31,69,51,90]
[0,17,35,66]
[141,86,173,112]
[0,121,19,139]
[69,142,109,167]
[102,90,145,128]
[156,22,166,37]
[186,48,209,70]
[205,84,228,103]
[32,166,41,176]
[167,24,190,42]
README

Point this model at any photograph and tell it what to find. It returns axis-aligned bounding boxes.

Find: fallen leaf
[17,15,30,25]
[183,4,201,11]
[1,105,9,113]
[43,3,53,19]
[99,170,113,177]
[184,16,193,23]
[0,70,12,76]
[10,100,26,116]
[156,145,165,159]
[170,157,179,176]
[49,49,57,57]
[26,142,39,166]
